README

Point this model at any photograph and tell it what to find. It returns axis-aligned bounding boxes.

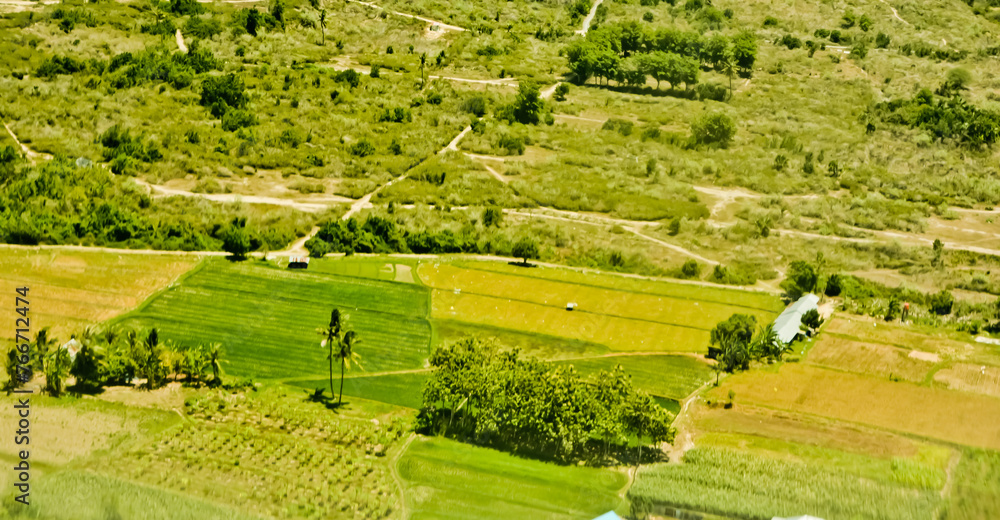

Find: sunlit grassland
[0,247,200,341]
[630,447,940,520]
[713,362,1000,451]
[399,436,627,520]
[117,259,432,379]
[554,354,713,400]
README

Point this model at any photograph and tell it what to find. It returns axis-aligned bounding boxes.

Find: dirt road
[575,0,605,36]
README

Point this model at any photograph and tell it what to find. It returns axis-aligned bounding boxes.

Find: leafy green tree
[222,217,252,259]
[753,323,788,361]
[781,260,818,299]
[690,112,737,148]
[885,297,901,321]
[711,314,758,346]
[512,237,539,265]
[200,74,249,117]
[482,207,503,227]
[319,9,327,45]
[731,31,758,75]
[554,83,570,101]
[932,238,945,267]
[513,81,543,125]
[858,14,872,31]
[270,0,285,28]
[719,52,737,99]
[71,342,104,389]
[875,32,891,48]
[850,42,868,59]
[681,259,701,278]
[305,236,330,257]
[929,290,954,315]
[801,309,822,329]
[45,347,71,397]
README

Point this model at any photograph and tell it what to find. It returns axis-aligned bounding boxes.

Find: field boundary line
[105,258,212,329]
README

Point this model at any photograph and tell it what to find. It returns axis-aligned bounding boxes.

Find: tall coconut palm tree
[335,330,362,404]
[320,309,343,399]
[719,52,737,100]
[208,343,223,385]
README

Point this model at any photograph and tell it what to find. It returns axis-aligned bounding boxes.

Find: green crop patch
[554,354,712,400]
[119,260,432,379]
[631,447,941,520]
[286,372,430,409]
[399,437,627,520]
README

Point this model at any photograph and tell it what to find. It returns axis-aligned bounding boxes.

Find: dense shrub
[690,112,737,148]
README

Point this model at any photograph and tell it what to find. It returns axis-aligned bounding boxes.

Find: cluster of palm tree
[712,324,789,385]
[318,308,362,405]
[4,326,222,395]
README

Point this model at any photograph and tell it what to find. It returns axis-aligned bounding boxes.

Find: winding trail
[389,433,418,520]
[346,0,466,32]
[575,0,605,36]
[878,0,910,25]
[133,178,354,213]
[2,121,52,164]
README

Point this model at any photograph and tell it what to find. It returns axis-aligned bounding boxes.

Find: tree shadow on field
[304,387,348,412]
[508,261,538,268]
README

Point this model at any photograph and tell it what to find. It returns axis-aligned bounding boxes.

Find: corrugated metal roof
[773,294,819,344]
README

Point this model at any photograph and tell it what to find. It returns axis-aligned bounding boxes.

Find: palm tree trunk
[328,345,334,399]
[338,358,345,404]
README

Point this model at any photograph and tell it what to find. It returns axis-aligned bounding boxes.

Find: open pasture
[0,248,199,341]
[806,334,937,383]
[307,256,419,283]
[715,364,1000,451]
[554,354,712,401]
[119,260,432,380]
[420,263,779,353]
[630,447,941,520]
[22,471,261,520]
[934,363,1000,399]
[398,436,627,520]
[454,261,784,312]
[432,319,612,360]
[823,316,975,357]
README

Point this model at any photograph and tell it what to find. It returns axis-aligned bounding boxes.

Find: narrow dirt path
[575,0,605,36]
[878,0,910,25]
[133,178,354,213]
[665,379,714,463]
[389,433,418,520]
[175,28,188,53]
[2,121,53,164]
[346,0,466,32]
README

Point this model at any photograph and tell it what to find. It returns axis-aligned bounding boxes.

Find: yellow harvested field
[807,335,936,382]
[824,316,975,357]
[0,248,200,340]
[420,263,780,352]
[715,364,1000,451]
[693,405,931,460]
[934,363,1000,399]
[433,290,707,352]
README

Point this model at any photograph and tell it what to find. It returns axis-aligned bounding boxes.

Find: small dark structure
[288,256,310,269]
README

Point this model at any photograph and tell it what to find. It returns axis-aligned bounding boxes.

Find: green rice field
[118,260,432,379]
[554,355,712,400]
[399,437,628,520]
[286,372,430,409]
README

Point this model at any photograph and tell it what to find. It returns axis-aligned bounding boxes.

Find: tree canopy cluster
[872,88,1000,148]
[565,21,757,89]
[304,214,540,262]
[417,338,674,464]
[36,45,218,91]
[0,156,295,251]
[708,314,791,380]
[4,326,223,395]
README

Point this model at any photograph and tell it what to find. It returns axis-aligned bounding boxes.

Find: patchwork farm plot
[418,262,782,353]
[0,248,200,341]
[117,259,433,380]
[398,437,627,520]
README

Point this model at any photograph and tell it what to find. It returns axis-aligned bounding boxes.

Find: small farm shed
[288,256,310,269]
[591,512,622,520]
[772,294,820,344]
[61,337,82,361]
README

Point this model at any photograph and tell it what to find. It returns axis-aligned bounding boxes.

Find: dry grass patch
[807,335,936,382]
[934,363,1000,399]
[824,316,975,357]
[714,363,1000,451]
[0,248,200,340]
